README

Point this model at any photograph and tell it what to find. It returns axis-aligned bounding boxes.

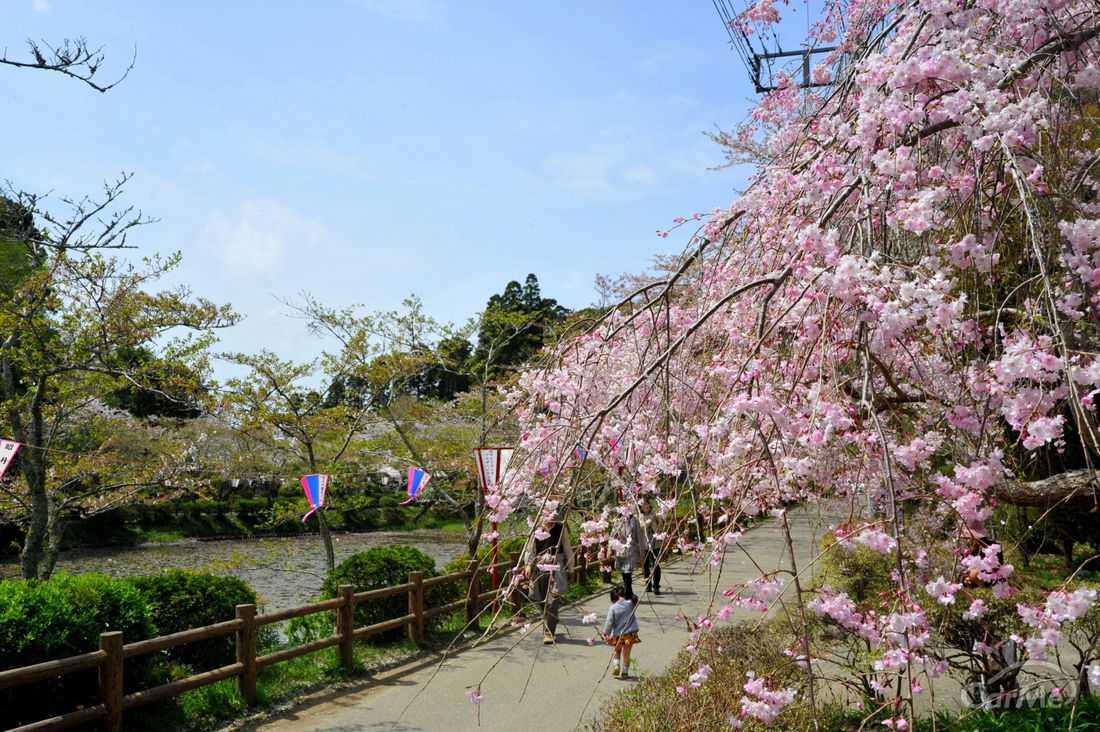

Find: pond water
[0,531,468,612]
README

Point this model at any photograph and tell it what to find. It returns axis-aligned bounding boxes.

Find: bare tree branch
[0,37,134,93]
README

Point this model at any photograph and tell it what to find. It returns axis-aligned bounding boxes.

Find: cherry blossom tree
[486,0,1100,723]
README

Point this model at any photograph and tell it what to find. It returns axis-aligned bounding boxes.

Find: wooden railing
[0,548,590,732]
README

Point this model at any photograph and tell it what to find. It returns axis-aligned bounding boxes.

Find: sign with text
[473,447,513,491]
[0,440,20,481]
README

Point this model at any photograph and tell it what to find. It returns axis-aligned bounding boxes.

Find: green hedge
[128,570,258,670]
[0,573,156,727]
[322,545,461,640]
[820,533,896,603]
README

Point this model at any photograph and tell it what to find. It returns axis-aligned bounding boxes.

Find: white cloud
[182,159,220,176]
[31,0,50,13]
[545,151,614,193]
[241,137,370,178]
[203,200,325,276]
[542,152,664,197]
[624,164,658,186]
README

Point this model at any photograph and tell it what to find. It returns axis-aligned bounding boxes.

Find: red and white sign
[473,447,513,490]
[0,440,21,481]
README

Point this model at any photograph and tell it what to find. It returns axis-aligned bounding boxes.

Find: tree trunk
[42,496,63,580]
[19,458,48,580]
[466,373,489,560]
[1,351,49,581]
[466,515,483,560]
[413,500,433,523]
[994,469,1100,507]
[305,444,335,572]
[383,403,425,465]
[317,508,335,572]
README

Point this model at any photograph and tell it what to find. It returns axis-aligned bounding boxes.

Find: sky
[0,1,758,373]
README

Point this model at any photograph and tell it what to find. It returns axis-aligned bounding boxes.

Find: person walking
[604,585,641,679]
[521,512,574,644]
[639,497,663,595]
[612,504,647,597]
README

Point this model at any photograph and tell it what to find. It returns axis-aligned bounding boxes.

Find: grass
[386,515,468,533]
[1010,551,1100,592]
[138,529,188,544]
[129,635,417,731]
[591,620,818,731]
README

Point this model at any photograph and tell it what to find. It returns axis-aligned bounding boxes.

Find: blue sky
[1,1,755,368]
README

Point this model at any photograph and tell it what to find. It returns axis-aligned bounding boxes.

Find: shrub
[820,533,896,603]
[322,545,460,640]
[594,621,815,731]
[0,573,156,727]
[129,570,257,670]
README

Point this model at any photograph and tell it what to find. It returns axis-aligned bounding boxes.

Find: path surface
[233,510,825,732]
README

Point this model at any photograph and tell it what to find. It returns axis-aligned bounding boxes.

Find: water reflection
[0,531,467,612]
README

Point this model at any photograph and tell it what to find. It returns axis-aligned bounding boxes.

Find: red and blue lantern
[300,473,330,522]
[401,467,432,505]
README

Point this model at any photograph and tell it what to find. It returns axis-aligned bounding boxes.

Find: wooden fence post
[408,572,424,643]
[337,584,355,670]
[465,559,480,625]
[235,604,257,703]
[99,631,124,732]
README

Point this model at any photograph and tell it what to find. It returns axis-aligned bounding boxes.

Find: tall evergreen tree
[473,274,566,378]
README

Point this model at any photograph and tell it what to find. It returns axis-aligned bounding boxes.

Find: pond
[0,531,469,612]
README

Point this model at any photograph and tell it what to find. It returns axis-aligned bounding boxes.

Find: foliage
[104,346,204,419]
[820,533,897,603]
[0,196,37,293]
[321,545,460,640]
[935,697,1100,731]
[0,572,156,726]
[1006,502,1100,567]
[472,274,567,380]
[593,621,812,731]
[0,185,236,580]
[128,570,258,670]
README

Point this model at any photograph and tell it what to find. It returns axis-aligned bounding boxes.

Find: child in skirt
[603,585,640,679]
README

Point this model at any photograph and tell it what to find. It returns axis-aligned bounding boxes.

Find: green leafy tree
[294,281,561,558]
[473,274,566,379]
[292,296,492,538]
[220,350,374,571]
[405,334,474,401]
[0,197,38,293]
[103,345,205,419]
[0,183,236,579]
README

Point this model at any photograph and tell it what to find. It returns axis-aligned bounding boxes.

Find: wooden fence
[0,549,590,732]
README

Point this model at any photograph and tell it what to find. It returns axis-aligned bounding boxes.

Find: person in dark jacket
[520,513,574,644]
[639,498,664,595]
[612,506,648,597]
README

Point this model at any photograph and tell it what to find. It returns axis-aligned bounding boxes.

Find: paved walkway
[234,511,824,732]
